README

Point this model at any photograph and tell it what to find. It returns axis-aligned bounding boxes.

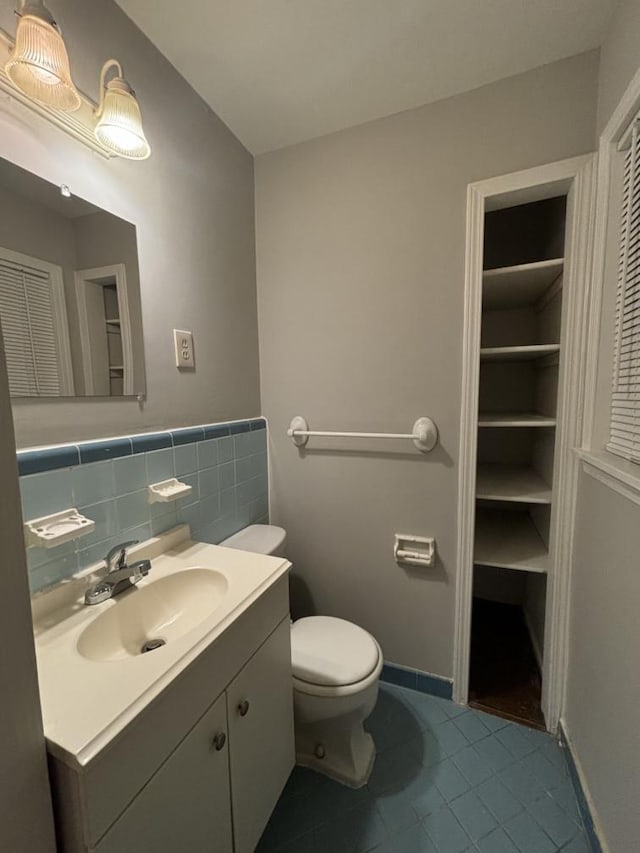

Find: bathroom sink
[77,568,228,662]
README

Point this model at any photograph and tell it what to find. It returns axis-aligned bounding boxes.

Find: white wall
[566,472,640,853]
[563,3,640,851]
[256,52,599,676]
[0,0,260,448]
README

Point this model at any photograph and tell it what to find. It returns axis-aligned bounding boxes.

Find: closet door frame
[454,154,597,731]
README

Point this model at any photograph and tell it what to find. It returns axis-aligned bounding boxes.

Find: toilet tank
[220,524,287,557]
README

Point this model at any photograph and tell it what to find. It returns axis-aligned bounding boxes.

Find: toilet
[220,524,383,788]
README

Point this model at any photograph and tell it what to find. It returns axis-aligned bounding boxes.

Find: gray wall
[256,52,599,676]
[0,327,55,851]
[566,472,640,853]
[73,212,145,395]
[0,0,260,448]
[563,5,640,851]
[0,183,85,384]
[596,0,640,133]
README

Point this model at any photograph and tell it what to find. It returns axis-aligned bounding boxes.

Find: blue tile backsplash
[18,419,268,593]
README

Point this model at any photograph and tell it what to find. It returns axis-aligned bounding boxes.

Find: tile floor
[257,683,591,853]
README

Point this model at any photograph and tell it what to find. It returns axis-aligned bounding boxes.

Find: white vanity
[32,526,294,853]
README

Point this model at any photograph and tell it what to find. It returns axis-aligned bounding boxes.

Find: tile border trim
[381,662,454,700]
[17,418,267,476]
[558,720,605,853]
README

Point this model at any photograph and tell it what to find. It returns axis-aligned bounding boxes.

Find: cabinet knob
[212,731,226,751]
[237,699,250,717]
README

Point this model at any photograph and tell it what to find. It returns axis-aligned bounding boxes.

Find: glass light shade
[5,12,81,112]
[95,78,151,160]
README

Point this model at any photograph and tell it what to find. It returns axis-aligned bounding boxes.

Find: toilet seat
[291,616,382,696]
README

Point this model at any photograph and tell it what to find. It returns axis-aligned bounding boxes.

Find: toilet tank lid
[291,616,380,687]
[220,524,286,555]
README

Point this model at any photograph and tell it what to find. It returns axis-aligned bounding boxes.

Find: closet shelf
[478,412,556,428]
[105,319,121,326]
[476,464,552,504]
[482,258,563,309]
[474,509,549,573]
[480,344,560,362]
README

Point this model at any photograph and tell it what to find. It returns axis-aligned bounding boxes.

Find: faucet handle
[105,540,139,572]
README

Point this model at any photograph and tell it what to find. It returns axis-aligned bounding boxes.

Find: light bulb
[5,1,81,112]
[94,60,150,160]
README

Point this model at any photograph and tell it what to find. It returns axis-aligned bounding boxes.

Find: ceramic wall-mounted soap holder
[24,509,96,549]
[148,478,193,503]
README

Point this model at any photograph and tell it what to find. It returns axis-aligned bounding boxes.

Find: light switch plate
[173,329,195,369]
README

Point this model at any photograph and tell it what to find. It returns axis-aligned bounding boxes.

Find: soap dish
[24,509,96,549]
[148,478,193,503]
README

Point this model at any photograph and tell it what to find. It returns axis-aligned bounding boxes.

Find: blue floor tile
[475,776,524,824]
[387,822,440,852]
[422,805,473,853]
[525,749,569,792]
[475,827,520,853]
[258,684,588,853]
[408,771,445,818]
[452,710,492,744]
[377,789,420,835]
[452,744,495,787]
[527,795,582,847]
[433,758,471,802]
[436,720,470,757]
[560,833,593,853]
[496,724,539,760]
[448,790,497,842]
[503,811,557,853]
[408,695,451,728]
[474,731,516,773]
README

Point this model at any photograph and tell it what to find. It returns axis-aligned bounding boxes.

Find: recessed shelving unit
[478,413,556,428]
[103,283,124,395]
[480,344,560,362]
[474,509,549,574]
[469,194,568,729]
[476,464,552,504]
[482,258,564,309]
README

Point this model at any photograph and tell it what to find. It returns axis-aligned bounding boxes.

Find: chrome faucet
[84,540,152,605]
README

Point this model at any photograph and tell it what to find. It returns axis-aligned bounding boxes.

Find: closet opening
[469,567,547,729]
[456,156,596,732]
[471,194,566,729]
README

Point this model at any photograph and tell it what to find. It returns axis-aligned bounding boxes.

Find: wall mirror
[0,156,145,397]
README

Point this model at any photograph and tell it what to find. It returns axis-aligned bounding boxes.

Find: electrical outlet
[173,329,195,369]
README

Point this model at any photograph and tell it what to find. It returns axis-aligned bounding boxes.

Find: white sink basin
[32,526,290,764]
[77,568,228,662]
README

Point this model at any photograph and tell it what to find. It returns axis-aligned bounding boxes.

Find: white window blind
[609,123,640,461]
[0,257,62,397]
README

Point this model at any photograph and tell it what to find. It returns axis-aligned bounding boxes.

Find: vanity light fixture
[94,59,151,160]
[4,0,80,112]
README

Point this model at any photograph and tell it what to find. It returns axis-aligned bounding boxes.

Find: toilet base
[294,718,376,788]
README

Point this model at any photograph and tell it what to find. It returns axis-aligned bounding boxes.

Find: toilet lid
[291,616,380,687]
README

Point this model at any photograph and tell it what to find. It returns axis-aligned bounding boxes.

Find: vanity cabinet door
[226,617,295,853]
[94,693,232,853]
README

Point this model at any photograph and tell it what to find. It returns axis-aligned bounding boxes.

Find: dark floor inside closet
[468,598,545,730]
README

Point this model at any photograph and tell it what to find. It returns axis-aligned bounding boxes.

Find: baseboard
[558,720,608,853]
[381,662,453,700]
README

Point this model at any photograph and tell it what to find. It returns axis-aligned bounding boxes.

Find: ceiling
[116,0,615,155]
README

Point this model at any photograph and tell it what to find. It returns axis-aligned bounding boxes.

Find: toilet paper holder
[394,534,436,568]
